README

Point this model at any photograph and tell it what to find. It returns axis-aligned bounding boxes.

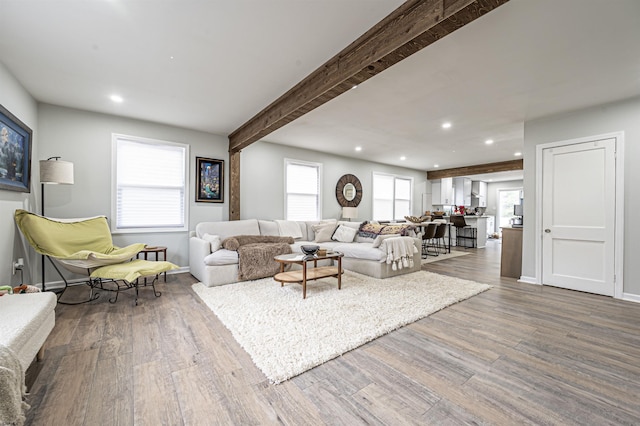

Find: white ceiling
[2,0,640,181]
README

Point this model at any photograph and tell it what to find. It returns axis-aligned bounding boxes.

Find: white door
[542,138,616,296]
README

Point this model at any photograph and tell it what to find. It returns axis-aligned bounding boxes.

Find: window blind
[114,136,187,231]
[286,161,320,221]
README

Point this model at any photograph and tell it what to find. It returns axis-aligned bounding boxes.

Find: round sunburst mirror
[335,174,362,207]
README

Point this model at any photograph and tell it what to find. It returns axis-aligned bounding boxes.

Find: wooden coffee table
[273,252,344,299]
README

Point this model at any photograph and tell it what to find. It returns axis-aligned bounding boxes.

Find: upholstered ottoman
[0,292,57,371]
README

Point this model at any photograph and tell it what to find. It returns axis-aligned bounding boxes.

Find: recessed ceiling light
[400,156,406,161]
[170,56,175,60]
[351,84,358,90]
[434,164,440,168]
[442,122,452,129]
[485,139,494,145]
[110,94,123,103]
[514,152,522,157]
[355,146,362,152]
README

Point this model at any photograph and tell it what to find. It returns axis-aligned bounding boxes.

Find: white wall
[241,141,427,221]
[20,104,428,288]
[35,104,229,283]
[0,62,38,286]
[523,96,640,296]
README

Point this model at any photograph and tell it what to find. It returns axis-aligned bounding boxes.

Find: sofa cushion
[258,220,279,236]
[204,249,239,266]
[195,219,260,239]
[332,242,386,262]
[202,233,222,252]
[331,224,357,243]
[296,222,309,241]
[275,220,303,239]
[290,240,342,253]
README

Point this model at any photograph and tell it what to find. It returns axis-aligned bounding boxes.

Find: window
[498,188,522,229]
[285,159,321,221]
[112,134,188,233]
[373,173,413,221]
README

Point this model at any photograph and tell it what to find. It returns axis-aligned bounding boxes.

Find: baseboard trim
[518,276,539,285]
[622,292,640,303]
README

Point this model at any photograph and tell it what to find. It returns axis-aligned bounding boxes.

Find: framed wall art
[196,157,224,203]
[0,104,32,193]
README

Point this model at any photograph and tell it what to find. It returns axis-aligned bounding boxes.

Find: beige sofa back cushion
[258,220,279,236]
[195,219,260,239]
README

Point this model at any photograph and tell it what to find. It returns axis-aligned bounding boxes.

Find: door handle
[544,229,551,233]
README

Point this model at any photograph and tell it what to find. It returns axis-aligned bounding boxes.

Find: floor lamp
[40,157,74,292]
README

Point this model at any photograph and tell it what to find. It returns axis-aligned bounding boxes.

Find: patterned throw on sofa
[357,221,415,239]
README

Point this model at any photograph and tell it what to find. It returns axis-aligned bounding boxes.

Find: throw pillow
[202,233,222,252]
[331,224,357,243]
[312,222,337,243]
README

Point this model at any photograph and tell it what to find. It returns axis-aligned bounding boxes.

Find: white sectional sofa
[189,219,421,287]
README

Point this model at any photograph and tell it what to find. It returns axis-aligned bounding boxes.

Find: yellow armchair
[14,209,178,305]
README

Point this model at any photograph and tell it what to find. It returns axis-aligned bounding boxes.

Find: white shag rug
[192,270,491,384]
[421,250,470,264]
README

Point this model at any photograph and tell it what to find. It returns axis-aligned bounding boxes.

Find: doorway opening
[498,188,521,232]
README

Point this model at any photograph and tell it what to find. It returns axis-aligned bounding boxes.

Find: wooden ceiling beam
[426,159,523,180]
[228,0,510,153]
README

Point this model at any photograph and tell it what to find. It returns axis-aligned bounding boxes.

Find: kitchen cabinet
[471,181,488,207]
[472,195,487,207]
[454,177,472,206]
[431,177,453,205]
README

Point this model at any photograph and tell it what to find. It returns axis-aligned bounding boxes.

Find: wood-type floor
[25,240,640,425]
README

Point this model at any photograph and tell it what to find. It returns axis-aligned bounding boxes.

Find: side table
[137,246,168,282]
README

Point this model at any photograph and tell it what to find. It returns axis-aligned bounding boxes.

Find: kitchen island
[458,215,488,248]
[435,215,488,248]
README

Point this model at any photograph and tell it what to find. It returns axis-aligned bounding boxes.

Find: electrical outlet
[12,258,24,275]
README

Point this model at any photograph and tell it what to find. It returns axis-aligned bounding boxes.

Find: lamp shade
[342,206,358,219]
[40,159,74,184]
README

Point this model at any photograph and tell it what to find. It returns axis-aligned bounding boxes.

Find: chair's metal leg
[48,257,100,305]
[150,275,162,298]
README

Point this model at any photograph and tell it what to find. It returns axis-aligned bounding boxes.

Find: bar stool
[450,215,477,248]
[431,222,448,254]
[421,223,438,258]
